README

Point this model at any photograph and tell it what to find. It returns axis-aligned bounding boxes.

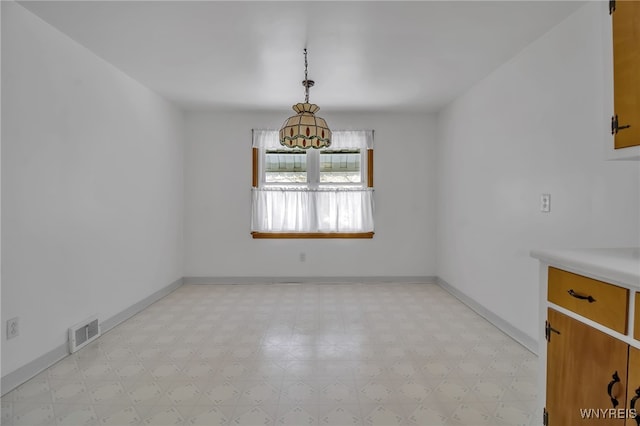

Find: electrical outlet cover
[7,317,19,339]
[541,194,551,212]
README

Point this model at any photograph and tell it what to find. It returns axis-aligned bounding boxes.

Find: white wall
[436,2,640,348]
[1,2,184,377]
[184,110,436,278]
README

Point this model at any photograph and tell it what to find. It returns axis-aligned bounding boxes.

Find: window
[320,150,362,183]
[251,130,374,238]
[264,150,308,183]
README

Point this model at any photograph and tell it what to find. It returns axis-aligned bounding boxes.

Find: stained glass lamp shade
[279,49,332,149]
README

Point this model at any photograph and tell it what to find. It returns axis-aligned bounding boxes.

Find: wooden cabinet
[635,293,640,341]
[546,308,629,425]
[543,265,640,425]
[627,347,640,426]
[611,0,640,149]
[532,249,640,425]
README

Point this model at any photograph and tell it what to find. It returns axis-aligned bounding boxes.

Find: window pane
[265,150,307,183]
[320,149,361,183]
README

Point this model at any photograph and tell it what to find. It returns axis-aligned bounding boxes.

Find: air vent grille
[69,316,100,353]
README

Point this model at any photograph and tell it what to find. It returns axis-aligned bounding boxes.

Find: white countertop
[531,247,640,289]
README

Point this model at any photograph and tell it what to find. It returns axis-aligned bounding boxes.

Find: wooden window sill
[251,232,374,239]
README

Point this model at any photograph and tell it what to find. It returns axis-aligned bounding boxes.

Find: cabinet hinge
[610,0,616,14]
[543,408,549,426]
[545,321,560,342]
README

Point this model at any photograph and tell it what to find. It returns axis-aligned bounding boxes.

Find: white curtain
[251,187,374,233]
[315,188,374,232]
[329,130,374,150]
[252,129,374,233]
[251,188,315,232]
[252,129,373,150]
[252,129,282,149]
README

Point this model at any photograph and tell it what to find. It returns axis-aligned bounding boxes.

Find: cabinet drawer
[548,267,629,334]
[635,293,640,341]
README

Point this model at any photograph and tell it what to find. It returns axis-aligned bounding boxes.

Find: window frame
[251,131,374,239]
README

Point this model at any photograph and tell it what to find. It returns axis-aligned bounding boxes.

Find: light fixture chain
[304,48,309,103]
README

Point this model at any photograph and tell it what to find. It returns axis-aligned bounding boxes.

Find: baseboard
[0,342,69,397]
[1,277,183,396]
[184,276,437,285]
[436,277,539,355]
[100,277,183,332]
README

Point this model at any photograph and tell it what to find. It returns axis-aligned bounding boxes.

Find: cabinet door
[627,347,640,426]
[547,308,628,425]
[635,293,640,341]
[612,0,640,149]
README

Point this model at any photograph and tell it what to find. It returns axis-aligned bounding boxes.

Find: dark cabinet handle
[607,371,620,408]
[568,289,596,303]
[630,387,640,425]
[612,115,631,134]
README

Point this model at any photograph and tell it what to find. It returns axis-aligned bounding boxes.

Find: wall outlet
[7,317,19,340]
[299,252,306,262]
[541,194,551,213]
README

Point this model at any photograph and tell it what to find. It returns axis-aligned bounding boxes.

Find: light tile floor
[1,283,539,425]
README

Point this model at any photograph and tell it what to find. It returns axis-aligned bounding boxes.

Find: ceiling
[18,1,584,112]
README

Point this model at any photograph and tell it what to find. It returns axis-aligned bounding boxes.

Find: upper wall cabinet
[611,0,640,152]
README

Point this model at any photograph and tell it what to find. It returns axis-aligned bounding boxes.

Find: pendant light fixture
[279,49,332,149]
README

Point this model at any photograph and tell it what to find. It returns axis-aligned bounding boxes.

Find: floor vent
[68,316,100,353]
